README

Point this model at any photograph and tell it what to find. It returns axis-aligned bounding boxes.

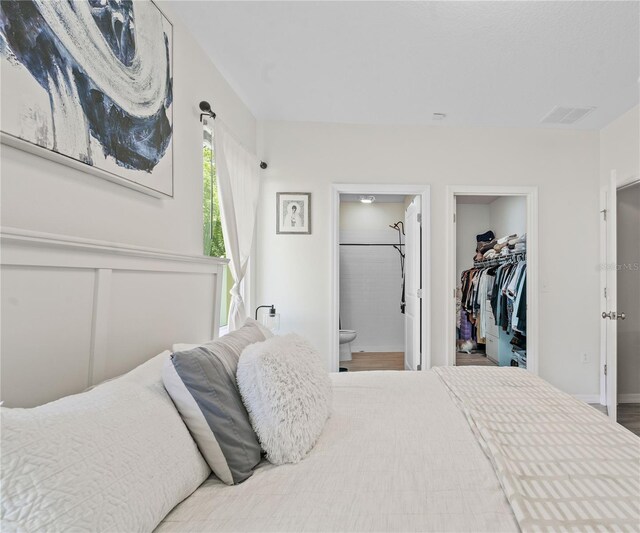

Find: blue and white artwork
[0,0,173,197]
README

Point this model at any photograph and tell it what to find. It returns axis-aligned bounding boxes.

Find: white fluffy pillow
[237,334,332,465]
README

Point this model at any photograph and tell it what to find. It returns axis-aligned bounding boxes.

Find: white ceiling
[170,1,640,129]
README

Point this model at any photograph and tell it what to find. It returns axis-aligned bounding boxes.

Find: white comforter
[156,371,519,532]
[434,366,640,532]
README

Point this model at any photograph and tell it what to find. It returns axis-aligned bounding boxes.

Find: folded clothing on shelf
[477,239,497,254]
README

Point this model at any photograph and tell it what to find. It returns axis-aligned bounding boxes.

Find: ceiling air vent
[541,106,595,125]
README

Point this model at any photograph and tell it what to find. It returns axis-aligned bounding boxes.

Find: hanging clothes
[458,245,526,343]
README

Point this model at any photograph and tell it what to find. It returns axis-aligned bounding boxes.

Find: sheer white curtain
[214,120,261,330]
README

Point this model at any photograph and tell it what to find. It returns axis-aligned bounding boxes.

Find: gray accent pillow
[162,319,266,484]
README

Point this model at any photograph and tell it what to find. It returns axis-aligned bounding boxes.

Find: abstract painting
[0,0,173,197]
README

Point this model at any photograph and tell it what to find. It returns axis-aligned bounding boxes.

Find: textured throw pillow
[1,355,210,532]
[237,334,332,465]
[162,319,267,485]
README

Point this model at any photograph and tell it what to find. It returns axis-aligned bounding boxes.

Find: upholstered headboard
[0,228,228,407]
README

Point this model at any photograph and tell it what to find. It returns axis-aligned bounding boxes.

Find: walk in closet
[455,196,527,368]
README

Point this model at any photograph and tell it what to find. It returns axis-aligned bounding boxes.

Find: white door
[602,171,618,421]
[404,196,422,370]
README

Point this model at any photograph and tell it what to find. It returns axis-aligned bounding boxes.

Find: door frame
[445,185,539,374]
[330,183,431,373]
[601,172,640,412]
[404,195,422,371]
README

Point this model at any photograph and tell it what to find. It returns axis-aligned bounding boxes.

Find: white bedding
[434,366,640,532]
[1,352,210,533]
[156,371,518,532]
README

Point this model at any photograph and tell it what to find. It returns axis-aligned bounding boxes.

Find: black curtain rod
[340,243,405,246]
[199,100,268,169]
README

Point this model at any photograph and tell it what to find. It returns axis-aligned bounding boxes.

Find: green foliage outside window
[203,141,226,258]
[203,129,232,328]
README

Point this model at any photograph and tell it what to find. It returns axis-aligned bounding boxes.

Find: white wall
[617,183,640,399]
[600,105,639,186]
[256,121,601,396]
[490,196,527,239]
[455,204,490,281]
[455,196,526,284]
[339,201,405,352]
[0,1,256,256]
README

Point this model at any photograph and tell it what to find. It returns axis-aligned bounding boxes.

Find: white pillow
[1,353,210,532]
[237,334,332,465]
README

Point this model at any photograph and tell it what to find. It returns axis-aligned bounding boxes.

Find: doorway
[445,186,539,372]
[330,184,431,373]
[601,172,640,434]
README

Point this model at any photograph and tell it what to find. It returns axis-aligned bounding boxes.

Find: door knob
[602,311,615,319]
[617,312,626,320]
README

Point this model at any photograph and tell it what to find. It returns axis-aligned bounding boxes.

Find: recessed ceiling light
[359,195,375,204]
[433,113,447,120]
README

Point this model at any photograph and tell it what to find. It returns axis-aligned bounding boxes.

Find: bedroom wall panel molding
[445,186,539,375]
[1,228,228,407]
[1,227,229,270]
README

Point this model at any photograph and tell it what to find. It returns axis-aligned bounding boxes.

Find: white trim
[605,171,619,421]
[618,394,640,404]
[445,186,539,374]
[617,174,640,190]
[599,186,608,405]
[330,183,431,373]
[0,227,229,271]
[572,394,603,404]
[602,173,640,416]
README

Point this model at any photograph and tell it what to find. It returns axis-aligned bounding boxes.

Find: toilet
[339,329,357,361]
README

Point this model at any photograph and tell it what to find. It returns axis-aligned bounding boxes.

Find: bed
[156,368,639,533]
[2,359,639,532]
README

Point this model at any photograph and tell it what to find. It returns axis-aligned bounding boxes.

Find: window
[203,122,233,328]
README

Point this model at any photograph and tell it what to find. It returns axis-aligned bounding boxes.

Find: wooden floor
[618,403,640,437]
[456,351,497,366]
[340,352,404,372]
[343,351,497,371]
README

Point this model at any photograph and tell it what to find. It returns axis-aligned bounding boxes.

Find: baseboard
[618,393,640,404]
[572,394,601,404]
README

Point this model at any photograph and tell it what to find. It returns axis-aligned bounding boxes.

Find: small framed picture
[276,192,311,234]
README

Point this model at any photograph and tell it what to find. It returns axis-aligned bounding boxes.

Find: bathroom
[338,193,421,371]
